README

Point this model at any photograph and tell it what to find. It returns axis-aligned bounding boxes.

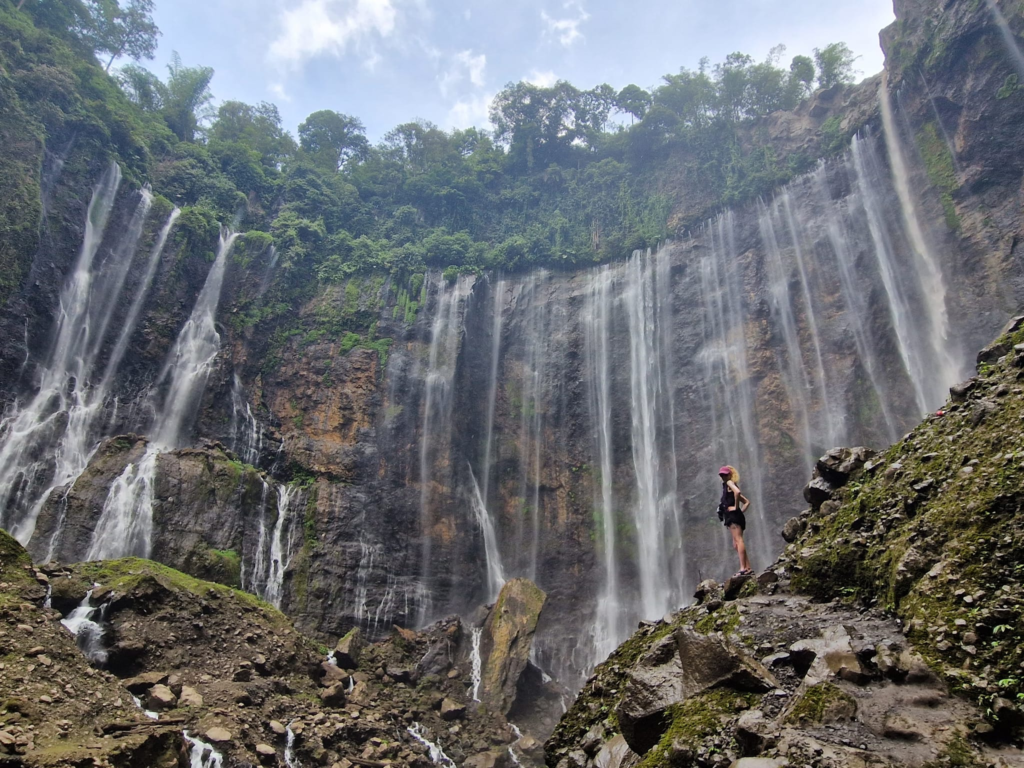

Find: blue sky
[145,0,896,141]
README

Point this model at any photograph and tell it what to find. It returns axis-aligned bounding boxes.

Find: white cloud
[439,50,487,97]
[541,0,589,48]
[525,69,558,87]
[268,82,291,102]
[269,0,401,70]
[446,92,494,129]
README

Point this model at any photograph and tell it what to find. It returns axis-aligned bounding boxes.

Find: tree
[117,62,163,111]
[616,84,652,122]
[161,51,214,142]
[298,110,368,171]
[814,43,858,90]
[789,55,816,97]
[86,0,160,72]
[210,101,296,166]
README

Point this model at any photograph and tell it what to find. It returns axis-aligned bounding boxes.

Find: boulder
[440,697,466,721]
[145,684,177,711]
[178,686,203,708]
[724,573,753,600]
[815,447,875,486]
[693,579,721,604]
[802,477,835,509]
[123,672,169,695]
[593,735,635,768]
[734,710,768,756]
[950,379,977,402]
[320,661,348,688]
[333,628,365,669]
[320,683,347,707]
[977,341,1009,367]
[781,516,806,543]
[205,727,232,743]
[479,578,546,716]
[790,626,867,686]
[615,629,776,754]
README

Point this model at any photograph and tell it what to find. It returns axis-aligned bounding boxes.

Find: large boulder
[333,627,365,669]
[616,629,777,754]
[480,578,546,716]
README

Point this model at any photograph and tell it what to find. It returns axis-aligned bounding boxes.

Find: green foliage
[996,74,1020,100]
[916,122,960,230]
[85,0,159,73]
[814,42,859,89]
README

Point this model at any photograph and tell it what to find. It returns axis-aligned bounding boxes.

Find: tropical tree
[85,0,160,71]
[298,110,368,171]
[161,51,214,142]
[616,84,652,122]
[814,43,859,89]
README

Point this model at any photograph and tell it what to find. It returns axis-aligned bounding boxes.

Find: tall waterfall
[0,165,180,549]
[418,274,475,623]
[85,228,239,561]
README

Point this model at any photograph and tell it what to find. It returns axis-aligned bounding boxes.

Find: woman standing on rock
[718,465,752,576]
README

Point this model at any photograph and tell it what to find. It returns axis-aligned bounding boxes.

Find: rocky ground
[545,319,1024,768]
[0,539,560,768]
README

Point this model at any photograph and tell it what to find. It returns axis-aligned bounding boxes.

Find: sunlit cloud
[439,50,487,97]
[541,0,589,48]
[526,69,558,87]
[269,0,401,70]
[446,91,494,129]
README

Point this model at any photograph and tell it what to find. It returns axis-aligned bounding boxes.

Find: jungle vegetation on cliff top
[0,0,858,310]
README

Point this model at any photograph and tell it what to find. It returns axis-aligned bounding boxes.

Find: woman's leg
[730,524,751,572]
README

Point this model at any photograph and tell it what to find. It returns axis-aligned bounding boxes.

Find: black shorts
[723,509,746,531]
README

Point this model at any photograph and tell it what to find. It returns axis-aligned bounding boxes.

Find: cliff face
[2,0,1024,695]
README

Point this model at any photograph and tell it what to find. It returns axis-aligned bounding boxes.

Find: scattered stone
[781,516,806,543]
[145,684,177,711]
[205,727,232,743]
[334,628,366,669]
[123,672,169,695]
[269,720,287,736]
[440,698,466,721]
[321,683,347,707]
[178,686,203,708]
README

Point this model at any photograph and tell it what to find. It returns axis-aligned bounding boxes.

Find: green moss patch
[784,683,857,725]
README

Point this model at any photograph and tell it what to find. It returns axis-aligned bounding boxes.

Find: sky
[143,0,897,142]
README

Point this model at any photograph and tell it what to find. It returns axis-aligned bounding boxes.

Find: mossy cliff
[783,315,1024,724]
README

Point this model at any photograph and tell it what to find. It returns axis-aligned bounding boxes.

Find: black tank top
[721,483,735,510]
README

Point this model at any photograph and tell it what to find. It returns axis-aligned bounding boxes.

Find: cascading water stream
[85,229,239,561]
[284,726,302,768]
[0,164,128,544]
[407,723,456,768]
[583,266,621,663]
[183,731,224,768]
[61,589,108,666]
[983,0,1024,78]
[880,78,960,405]
[470,626,483,702]
[623,250,681,621]
[264,484,300,608]
[467,464,505,599]
[418,274,473,625]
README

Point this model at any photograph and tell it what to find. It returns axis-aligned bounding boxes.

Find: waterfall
[879,78,960,405]
[152,228,239,450]
[230,375,263,466]
[475,275,506,598]
[83,229,239,562]
[61,590,108,666]
[417,274,474,624]
[623,250,681,621]
[264,483,301,608]
[699,214,770,564]
[242,478,271,594]
[809,163,900,442]
[467,464,505,599]
[983,0,1024,78]
[0,164,153,545]
[470,626,483,702]
[284,727,302,768]
[407,723,456,768]
[515,272,550,580]
[584,266,621,663]
[183,732,224,768]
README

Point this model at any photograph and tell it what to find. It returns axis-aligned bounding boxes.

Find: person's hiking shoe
[734,568,754,577]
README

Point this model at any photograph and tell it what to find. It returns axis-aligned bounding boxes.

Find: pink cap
[718,466,732,476]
